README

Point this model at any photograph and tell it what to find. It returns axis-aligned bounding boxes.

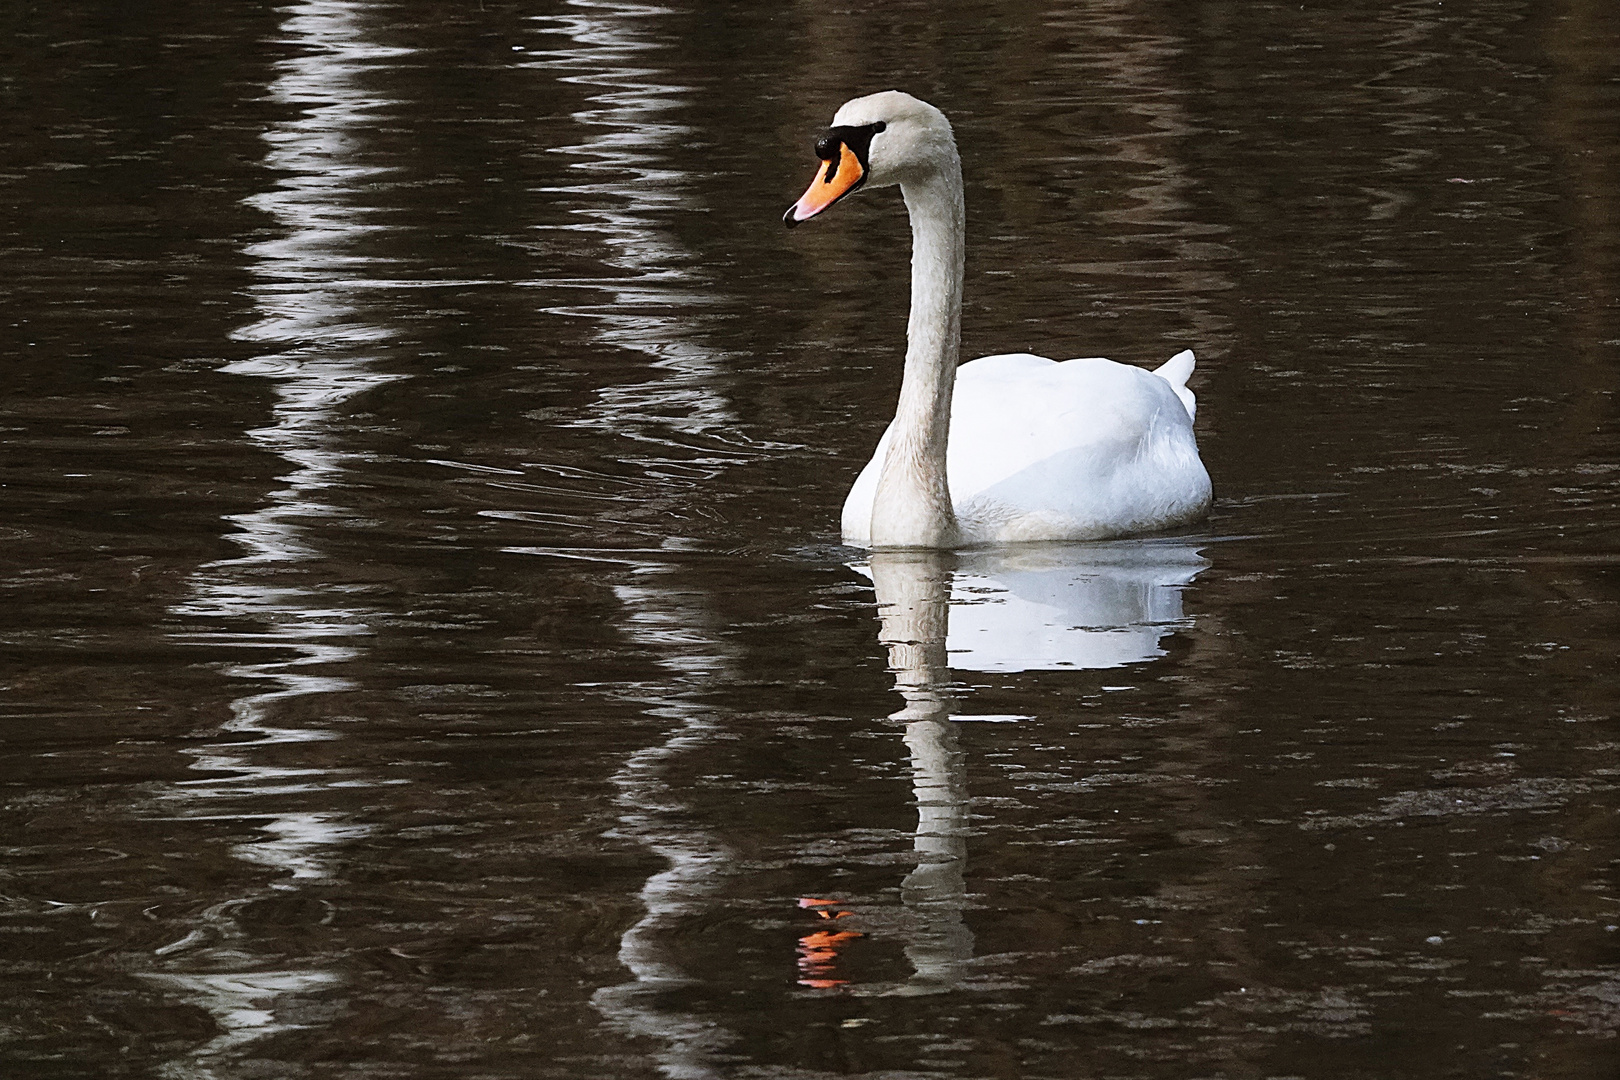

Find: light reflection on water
[858,540,1209,674]
[521,5,753,1071]
[525,0,743,445]
[147,0,409,1071]
[842,546,1209,999]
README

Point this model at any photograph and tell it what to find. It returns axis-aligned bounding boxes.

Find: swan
[784,91,1212,549]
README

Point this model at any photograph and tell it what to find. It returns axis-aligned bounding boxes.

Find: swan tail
[1153,349,1197,422]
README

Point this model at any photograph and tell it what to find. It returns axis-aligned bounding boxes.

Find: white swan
[785,91,1212,549]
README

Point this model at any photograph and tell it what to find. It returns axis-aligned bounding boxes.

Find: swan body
[842,350,1209,545]
[786,91,1212,549]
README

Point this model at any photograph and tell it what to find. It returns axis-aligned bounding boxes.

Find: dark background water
[2,0,1618,1076]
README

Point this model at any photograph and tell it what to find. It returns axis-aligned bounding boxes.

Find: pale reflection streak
[946,542,1208,673]
[147,2,408,1074]
[521,3,745,1074]
[592,572,741,1079]
[525,0,739,442]
[864,553,975,995]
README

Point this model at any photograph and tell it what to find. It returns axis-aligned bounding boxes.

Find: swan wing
[947,353,1208,541]
[947,354,1173,494]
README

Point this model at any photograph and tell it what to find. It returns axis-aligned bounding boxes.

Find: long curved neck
[871,153,965,548]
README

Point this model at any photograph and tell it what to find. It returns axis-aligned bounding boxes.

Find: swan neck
[872,161,965,548]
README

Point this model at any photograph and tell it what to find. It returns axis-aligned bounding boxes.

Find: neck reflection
[868,551,974,993]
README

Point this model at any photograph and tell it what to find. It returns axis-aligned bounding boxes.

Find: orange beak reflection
[795,896,864,988]
[784,143,865,227]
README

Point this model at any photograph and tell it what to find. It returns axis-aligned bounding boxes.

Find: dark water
[3,0,1618,1076]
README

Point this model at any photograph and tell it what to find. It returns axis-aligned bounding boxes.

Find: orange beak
[784,142,865,227]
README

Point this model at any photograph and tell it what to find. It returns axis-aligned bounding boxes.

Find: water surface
[2,1,1618,1077]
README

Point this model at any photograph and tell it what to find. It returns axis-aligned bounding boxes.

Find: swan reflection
[946,540,1209,672]
[855,540,1207,674]
[829,541,1208,994]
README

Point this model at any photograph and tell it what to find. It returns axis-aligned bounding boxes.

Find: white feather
[842,351,1211,545]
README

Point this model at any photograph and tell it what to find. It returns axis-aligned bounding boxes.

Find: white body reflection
[948,540,1208,672]
[832,542,1208,994]
[149,1,408,1073]
[855,539,1207,673]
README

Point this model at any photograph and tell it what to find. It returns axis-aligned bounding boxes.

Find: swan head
[783,91,956,228]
